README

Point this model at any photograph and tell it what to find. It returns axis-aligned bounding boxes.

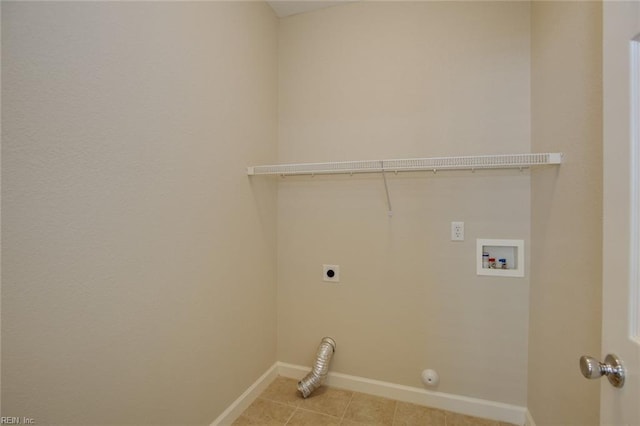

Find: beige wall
[529,2,603,425]
[277,2,532,406]
[1,1,606,423]
[1,2,278,424]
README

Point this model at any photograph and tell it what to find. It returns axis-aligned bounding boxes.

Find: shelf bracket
[381,161,393,217]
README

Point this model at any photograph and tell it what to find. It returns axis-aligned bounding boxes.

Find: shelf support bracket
[381,161,393,217]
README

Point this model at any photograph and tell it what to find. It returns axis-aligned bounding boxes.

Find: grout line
[283,405,296,426]
[392,397,399,425]
[341,391,355,424]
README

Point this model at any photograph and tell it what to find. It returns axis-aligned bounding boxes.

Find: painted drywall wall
[2,2,278,424]
[277,1,531,406]
[529,2,603,424]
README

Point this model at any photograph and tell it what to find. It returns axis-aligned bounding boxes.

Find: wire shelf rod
[247,153,562,176]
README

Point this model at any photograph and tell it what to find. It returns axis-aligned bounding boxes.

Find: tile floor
[232,376,519,426]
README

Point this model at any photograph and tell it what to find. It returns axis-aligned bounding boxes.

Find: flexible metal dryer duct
[297,337,336,398]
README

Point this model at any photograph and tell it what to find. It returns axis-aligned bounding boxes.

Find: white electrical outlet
[451,221,464,241]
[323,265,340,282]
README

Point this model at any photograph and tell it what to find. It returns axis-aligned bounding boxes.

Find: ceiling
[266,1,356,18]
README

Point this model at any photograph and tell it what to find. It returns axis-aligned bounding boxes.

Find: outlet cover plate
[451,221,464,241]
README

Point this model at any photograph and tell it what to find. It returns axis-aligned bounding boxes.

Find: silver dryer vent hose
[297,337,336,398]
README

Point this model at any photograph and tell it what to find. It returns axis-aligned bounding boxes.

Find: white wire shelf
[247,153,563,176]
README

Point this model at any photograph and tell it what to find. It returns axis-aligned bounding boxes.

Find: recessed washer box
[477,239,524,277]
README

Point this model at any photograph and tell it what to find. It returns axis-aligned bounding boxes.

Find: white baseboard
[210,363,279,426]
[277,362,526,425]
[524,409,537,426]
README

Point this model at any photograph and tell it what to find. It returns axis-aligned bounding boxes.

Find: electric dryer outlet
[322,265,340,282]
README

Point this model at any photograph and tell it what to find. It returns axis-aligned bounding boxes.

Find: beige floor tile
[231,414,283,426]
[392,401,446,426]
[287,408,342,426]
[299,386,353,418]
[260,376,304,407]
[343,392,397,426]
[249,378,515,426]
[241,398,295,424]
[340,419,371,426]
[445,412,500,426]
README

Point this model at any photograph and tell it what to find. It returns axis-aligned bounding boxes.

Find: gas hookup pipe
[297,337,336,398]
